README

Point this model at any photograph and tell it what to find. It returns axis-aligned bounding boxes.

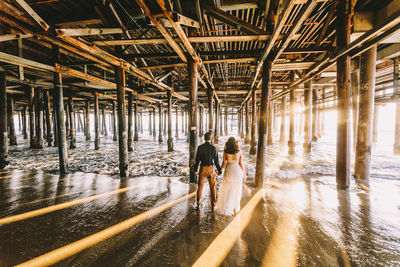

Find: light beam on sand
[16,191,196,267]
[0,184,142,225]
[192,188,264,267]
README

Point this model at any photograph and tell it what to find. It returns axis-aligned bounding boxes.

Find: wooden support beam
[354,45,376,179]
[208,89,214,133]
[55,19,103,27]
[115,66,129,178]
[43,90,52,146]
[288,72,295,154]
[312,87,319,142]
[68,93,76,149]
[303,81,312,152]
[93,34,274,46]
[55,28,123,37]
[0,33,32,42]
[0,69,8,168]
[52,45,68,173]
[14,0,49,31]
[202,3,267,35]
[134,100,139,142]
[94,92,100,150]
[250,88,257,154]
[158,102,163,143]
[244,100,250,144]
[34,86,43,148]
[127,92,133,152]
[255,59,272,188]
[85,101,90,141]
[280,95,286,142]
[336,0,352,189]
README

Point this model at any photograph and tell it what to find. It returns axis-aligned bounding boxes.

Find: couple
[194,131,246,216]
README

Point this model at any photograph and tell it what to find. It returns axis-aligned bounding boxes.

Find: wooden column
[163,110,167,136]
[115,66,129,178]
[167,88,174,152]
[354,45,376,179]
[94,92,100,150]
[52,105,58,147]
[188,57,198,183]
[238,108,241,137]
[112,101,117,141]
[127,92,133,151]
[34,87,43,148]
[85,102,90,141]
[312,88,318,142]
[175,107,179,138]
[267,100,273,145]
[153,107,156,138]
[336,0,352,188]
[7,95,17,146]
[181,108,185,134]
[214,102,219,144]
[208,89,214,133]
[52,45,68,173]
[255,59,272,187]
[288,73,296,154]
[219,105,223,136]
[199,105,203,137]
[158,102,163,143]
[134,101,139,141]
[280,95,286,142]
[22,105,28,139]
[44,91,52,146]
[393,57,400,154]
[224,107,228,135]
[250,88,257,154]
[68,94,76,149]
[65,103,69,137]
[244,100,250,144]
[149,109,152,136]
[102,107,107,136]
[0,70,8,168]
[303,81,312,152]
[140,113,143,134]
[351,59,360,150]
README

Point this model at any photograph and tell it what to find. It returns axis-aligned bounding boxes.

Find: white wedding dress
[216,154,244,216]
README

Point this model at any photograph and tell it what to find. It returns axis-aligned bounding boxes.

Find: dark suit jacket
[194,142,222,173]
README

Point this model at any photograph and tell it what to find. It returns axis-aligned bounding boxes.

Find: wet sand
[0,131,399,266]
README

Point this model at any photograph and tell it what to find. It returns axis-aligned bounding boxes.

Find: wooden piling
[393,57,400,154]
[303,81,312,152]
[134,101,139,141]
[22,105,28,139]
[250,88,257,154]
[214,102,219,144]
[85,102,91,141]
[102,107,107,136]
[355,45,376,179]
[255,59,272,188]
[115,66,129,178]
[175,107,179,138]
[68,94,76,149]
[112,101,117,141]
[34,87,43,148]
[44,91,52,146]
[351,59,360,150]
[188,57,198,183]
[7,95,17,146]
[158,102,163,143]
[267,100,273,145]
[52,105,58,147]
[372,105,379,143]
[288,73,295,154]
[336,0,353,189]
[94,92,100,150]
[153,107,156,138]
[280,95,286,142]
[127,92,133,151]
[0,69,8,168]
[312,88,318,142]
[199,106,203,137]
[163,110,167,136]
[208,89,214,133]
[167,87,174,152]
[238,108,241,137]
[219,105,223,136]
[149,109,152,136]
[224,107,228,135]
[244,100,250,144]
[52,44,68,173]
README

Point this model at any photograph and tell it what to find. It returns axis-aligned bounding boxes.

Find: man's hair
[204,131,212,141]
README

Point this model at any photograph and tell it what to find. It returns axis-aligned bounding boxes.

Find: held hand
[194,172,198,176]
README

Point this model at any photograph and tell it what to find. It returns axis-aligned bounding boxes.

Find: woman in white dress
[216,137,247,216]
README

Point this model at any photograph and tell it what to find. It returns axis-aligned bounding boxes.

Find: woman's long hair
[224,137,240,154]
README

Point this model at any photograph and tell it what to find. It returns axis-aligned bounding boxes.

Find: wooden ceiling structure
[0,0,400,111]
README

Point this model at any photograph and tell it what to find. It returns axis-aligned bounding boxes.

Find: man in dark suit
[194,131,221,210]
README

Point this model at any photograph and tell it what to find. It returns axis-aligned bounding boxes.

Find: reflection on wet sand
[0,134,398,266]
